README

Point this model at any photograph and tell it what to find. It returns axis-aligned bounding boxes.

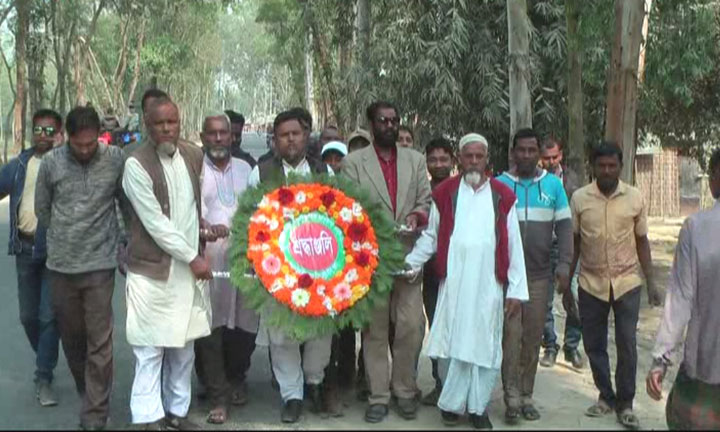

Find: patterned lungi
[666,366,720,430]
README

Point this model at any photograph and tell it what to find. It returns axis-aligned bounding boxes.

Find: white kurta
[406,179,528,369]
[123,150,211,347]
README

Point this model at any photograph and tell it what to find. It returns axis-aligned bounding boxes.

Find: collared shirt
[247,157,334,188]
[570,180,648,301]
[652,200,720,384]
[373,144,398,212]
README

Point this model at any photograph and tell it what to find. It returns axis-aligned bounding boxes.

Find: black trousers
[579,286,640,411]
[195,326,256,405]
[422,258,441,388]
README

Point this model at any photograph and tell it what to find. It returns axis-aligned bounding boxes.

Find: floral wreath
[230,173,405,341]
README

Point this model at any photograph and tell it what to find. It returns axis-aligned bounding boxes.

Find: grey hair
[202,110,231,131]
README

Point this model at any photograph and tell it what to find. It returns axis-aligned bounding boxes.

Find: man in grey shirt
[35,106,125,431]
[646,147,720,430]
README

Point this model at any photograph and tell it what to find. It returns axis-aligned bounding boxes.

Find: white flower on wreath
[344,268,358,283]
[291,289,311,308]
[339,207,353,222]
[267,218,279,231]
[259,197,271,209]
[352,242,362,252]
[352,202,363,217]
[316,285,327,296]
[295,191,307,205]
[261,244,270,251]
[323,297,337,317]
[250,214,267,224]
[283,208,295,220]
[270,279,284,293]
[285,274,298,287]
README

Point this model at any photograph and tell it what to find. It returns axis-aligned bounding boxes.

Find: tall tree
[507,0,533,159]
[354,0,370,128]
[566,0,585,182]
[604,0,645,182]
[14,0,28,151]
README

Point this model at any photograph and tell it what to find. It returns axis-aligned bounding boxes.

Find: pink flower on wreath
[261,255,282,275]
[333,283,352,301]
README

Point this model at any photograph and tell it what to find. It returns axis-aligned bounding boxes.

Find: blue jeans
[16,238,59,383]
[543,237,582,354]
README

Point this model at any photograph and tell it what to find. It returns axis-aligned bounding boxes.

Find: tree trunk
[566,0,586,183]
[507,0,533,164]
[73,0,108,106]
[126,17,146,107]
[355,0,370,128]
[604,0,645,183]
[307,4,340,127]
[303,3,315,123]
[14,0,29,152]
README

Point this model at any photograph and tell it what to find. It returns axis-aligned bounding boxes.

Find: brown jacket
[123,140,204,281]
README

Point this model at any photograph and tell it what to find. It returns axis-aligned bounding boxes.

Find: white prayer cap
[321,141,348,157]
[458,133,488,151]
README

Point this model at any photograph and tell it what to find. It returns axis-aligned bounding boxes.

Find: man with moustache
[419,137,455,406]
[194,112,256,425]
[122,97,213,430]
[496,128,574,424]
[225,109,256,168]
[248,109,334,424]
[405,133,528,429]
[341,101,432,423]
[35,106,126,430]
[566,142,662,430]
[0,109,64,407]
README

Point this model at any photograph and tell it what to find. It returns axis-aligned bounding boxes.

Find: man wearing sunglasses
[342,101,432,423]
[0,109,63,408]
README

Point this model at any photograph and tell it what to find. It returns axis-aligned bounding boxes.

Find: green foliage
[228,173,405,341]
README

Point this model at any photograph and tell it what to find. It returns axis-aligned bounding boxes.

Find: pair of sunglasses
[32,126,57,136]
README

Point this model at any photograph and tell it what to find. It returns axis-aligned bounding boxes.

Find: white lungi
[438,358,499,415]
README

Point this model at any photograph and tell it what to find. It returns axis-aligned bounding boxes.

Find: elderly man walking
[645,147,720,430]
[35,106,125,430]
[342,101,432,423]
[122,97,213,430]
[405,133,528,430]
[248,109,334,424]
[194,112,256,425]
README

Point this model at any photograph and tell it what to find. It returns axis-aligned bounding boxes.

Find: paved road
[0,198,669,430]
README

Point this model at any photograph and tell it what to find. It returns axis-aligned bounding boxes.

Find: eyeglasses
[375,116,400,126]
[33,126,57,136]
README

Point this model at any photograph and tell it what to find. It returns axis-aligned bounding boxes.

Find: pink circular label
[288,223,339,271]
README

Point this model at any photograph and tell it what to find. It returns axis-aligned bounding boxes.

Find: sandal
[585,399,613,417]
[521,404,541,421]
[206,405,228,424]
[616,408,640,430]
[505,406,521,425]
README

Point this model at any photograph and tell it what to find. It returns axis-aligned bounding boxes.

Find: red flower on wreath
[348,222,368,242]
[256,230,270,242]
[278,188,294,205]
[298,273,314,288]
[355,251,370,267]
[320,191,336,207]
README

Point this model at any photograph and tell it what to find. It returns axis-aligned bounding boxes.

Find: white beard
[209,147,229,160]
[157,141,177,156]
[464,171,483,187]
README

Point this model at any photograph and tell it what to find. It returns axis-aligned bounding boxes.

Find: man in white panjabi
[405,133,528,430]
[121,97,214,430]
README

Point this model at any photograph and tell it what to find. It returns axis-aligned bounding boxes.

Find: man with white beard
[122,97,213,430]
[405,133,529,430]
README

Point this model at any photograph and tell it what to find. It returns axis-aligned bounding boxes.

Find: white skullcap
[458,133,488,151]
[321,141,348,157]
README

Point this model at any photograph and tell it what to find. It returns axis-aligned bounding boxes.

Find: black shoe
[564,349,586,369]
[306,384,323,414]
[539,350,557,368]
[364,404,388,423]
[505,407,521,425]
[441,410,460,426]
[394,397,418,420]
[470,412,493,430]
[281,399,303,423]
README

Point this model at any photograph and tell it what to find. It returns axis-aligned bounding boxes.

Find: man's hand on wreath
[210,224,230,240]
[190,255,213,280]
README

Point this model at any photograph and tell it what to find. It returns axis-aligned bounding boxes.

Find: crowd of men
[0,87,719,431]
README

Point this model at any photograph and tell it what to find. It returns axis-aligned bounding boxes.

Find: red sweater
[432,175,516,285]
